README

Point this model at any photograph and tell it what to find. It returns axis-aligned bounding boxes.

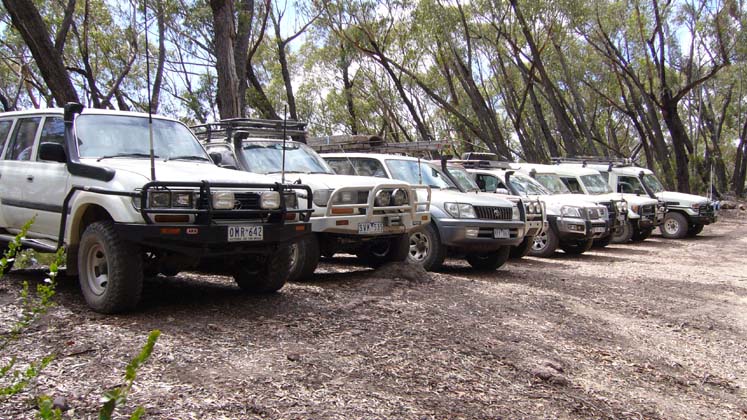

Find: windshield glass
[76,115,209,160]
[239,141,333,174]
[581,174,613,194]
[448,167,479,191]
[642,174,665,193]
[534,173,571,194]
[385,159,456,189]
[510,174,550,195]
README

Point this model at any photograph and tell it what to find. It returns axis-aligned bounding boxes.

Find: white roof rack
[307,135,445,157]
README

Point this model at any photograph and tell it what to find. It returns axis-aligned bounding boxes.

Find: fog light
[261,191,281,209]
[391,188,408,206]
[212,191,235,209]
[375,190,391,207]
[465,227,479,238]
[149,191,170,208]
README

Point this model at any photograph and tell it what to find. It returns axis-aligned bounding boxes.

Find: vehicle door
[0,118,17,229]
[25,116,69,238]
[474,173,506,193]
[0,117,42,231]
[559,176,584,194]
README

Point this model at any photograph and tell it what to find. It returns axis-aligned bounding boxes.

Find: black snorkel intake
[63,103,116,182]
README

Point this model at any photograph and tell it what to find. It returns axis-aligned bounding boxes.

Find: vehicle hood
[620,193,658,205]
[431,189,514,207]
[542,194,600,207]
[657,191,709,206]
[264,173,407,191]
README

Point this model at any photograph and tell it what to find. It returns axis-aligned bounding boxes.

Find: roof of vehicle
[527,164,601,177]
[0,107,180,122]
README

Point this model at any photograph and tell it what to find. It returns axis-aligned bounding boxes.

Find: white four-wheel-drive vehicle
[533,164,662,243]
[0,105,311,313]
[558,159,716,239]
[322,153,527,271]
[457,160,617,257]
[191,119,430,280]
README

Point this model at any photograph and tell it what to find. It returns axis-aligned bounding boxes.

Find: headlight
[560,206,582,218]
[444,202,477,218]
[616,201,627,212]
[212,191,235,209]
[598,206,608,218]
[512,205,520,220]
[391,188,408,206]
[375,190,392,207]
[171,192,194,208]
[260,191,280,209]
[149,191,171,208]
[283,192,298,209]
[630,204,640,214]
[691,203,702,210]
[313,189,333,207]
[524,202,534,214]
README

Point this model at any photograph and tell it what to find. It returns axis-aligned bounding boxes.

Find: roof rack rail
[450,159,513,169]
[551,156,633,169]
[307,135,444,157]
[191,118,307,143]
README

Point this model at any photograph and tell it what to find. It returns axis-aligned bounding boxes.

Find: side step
[0,234,59,253]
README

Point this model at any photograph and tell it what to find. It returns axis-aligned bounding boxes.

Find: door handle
[26,175,34,181]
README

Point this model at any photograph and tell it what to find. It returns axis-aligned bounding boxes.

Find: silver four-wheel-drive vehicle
[322,153,527,271]
[191,119,431,279]
[435,160,546,259]
[557,158,717,239]
[533,164,663,243]
[457,159,618,257]
[0,105,311,313]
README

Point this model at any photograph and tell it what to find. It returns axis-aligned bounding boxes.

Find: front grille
[474,206,512,220]
[699,204,714,215]
[234,192,261,209]
[586,208,602,220]
[197,192,269,221]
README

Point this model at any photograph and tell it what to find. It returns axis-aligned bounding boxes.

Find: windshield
[386,159,456,189]
[534,173,571,194]
[448,167,480,191]
[510,174,550,196]
[76,115,209,160]
[642,174,665,193]
[581,174,613,194]
[239,141,333,174]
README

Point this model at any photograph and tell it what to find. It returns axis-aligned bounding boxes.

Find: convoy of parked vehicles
[0,106,719,313]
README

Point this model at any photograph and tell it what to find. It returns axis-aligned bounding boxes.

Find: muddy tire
[466,246,511,271]
[660,212,688,239]
[234,244,291,293]
[357,234,409,268]
[611,220,633,243]
[78,221,143,313]
[530,227,559,258]
[408,223,446,271]
[687,224,704,237]
[593,235,612,248]
[631,228,653,242]
[289,235,320,281]
[560,239,594,255]
[509,236,533,259]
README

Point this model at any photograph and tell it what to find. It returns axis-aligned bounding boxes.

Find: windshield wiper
[164,155,210,162]
[97,153,157,162]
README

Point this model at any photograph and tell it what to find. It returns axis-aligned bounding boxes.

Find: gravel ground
[1,211,746,419]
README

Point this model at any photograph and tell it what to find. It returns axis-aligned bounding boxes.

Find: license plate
[227,225,263,242]
[494,228,510,239]
[358,222,384,234]
[593,226,606,233]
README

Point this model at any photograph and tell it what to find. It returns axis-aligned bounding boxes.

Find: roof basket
[191,118,308,143]
[451,159,513,169]
[307,135,444,157]
[551,156,633,169]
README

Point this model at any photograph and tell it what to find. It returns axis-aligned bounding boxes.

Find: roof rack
[551,156,633,169]
[451,159,513,169]
[307,134,444,157]
[191,118,307,143]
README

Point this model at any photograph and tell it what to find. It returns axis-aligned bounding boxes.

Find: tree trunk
[210,0,241,119]
[660,95,691,193]
[339,43,358,135]
[150,0,167,113]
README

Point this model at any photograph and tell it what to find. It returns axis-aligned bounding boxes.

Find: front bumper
[555,217,609,240]
[438,219,525,250]
[690,214,717,225]
[115,221,311,257]
[524,217,544,237]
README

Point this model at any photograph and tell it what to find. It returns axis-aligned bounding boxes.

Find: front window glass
[385,159,456,189]
[239,141,332,174]
[475,174,504,192]
[580,174,613,194]
[37,117,65,161]
[561,177,584,194]
[76,115,209,161]
[448,167,480,191]
[534,173,571,194]
[509,174,550,195]
[618,176,646,194]
[326,157,387,177]
[642,174,665,193]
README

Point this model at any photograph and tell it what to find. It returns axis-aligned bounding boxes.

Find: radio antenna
[281,105,287,184]
[143,0,156,181]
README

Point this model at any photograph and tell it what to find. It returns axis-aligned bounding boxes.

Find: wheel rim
[532,231,548,251]
[288,242,300,272]
[409,232,429,261]
[85,243,109,296]
[613,222,629,240]
[664,218,680,235]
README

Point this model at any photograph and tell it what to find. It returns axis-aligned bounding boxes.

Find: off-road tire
[466,246,511,271]
[560,239,594,255]
[78,221,143,314]
[687,224,705,237]
[530,228,559,258]
[357,234,409,268]
[660,212,688,239]
[593,235,612,248]
[631,228,653,242]
[408,223,446,271]
[289,235,320,282]
[509,236,533,259]
[611,220,634,243]
[233,244,292,293]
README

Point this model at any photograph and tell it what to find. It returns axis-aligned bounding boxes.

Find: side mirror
[39,142,66,163]
[495,188,509,195]
[209,152,222,165]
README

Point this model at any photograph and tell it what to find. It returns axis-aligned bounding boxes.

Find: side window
[325,158,356,176]
[561,177,583,194]
[0,120,12,158]
[6,118,41,161]
[353,159,387,177]
[37,117,65,161]
[476,174,500,192]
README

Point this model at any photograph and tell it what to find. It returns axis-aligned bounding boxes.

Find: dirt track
[1,212,746,419]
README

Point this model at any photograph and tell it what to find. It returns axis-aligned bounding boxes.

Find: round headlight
[375,190,392,207]
[391,188,408,206]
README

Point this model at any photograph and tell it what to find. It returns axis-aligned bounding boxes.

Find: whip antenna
[281,105,287,184]
[144,0,156,181]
